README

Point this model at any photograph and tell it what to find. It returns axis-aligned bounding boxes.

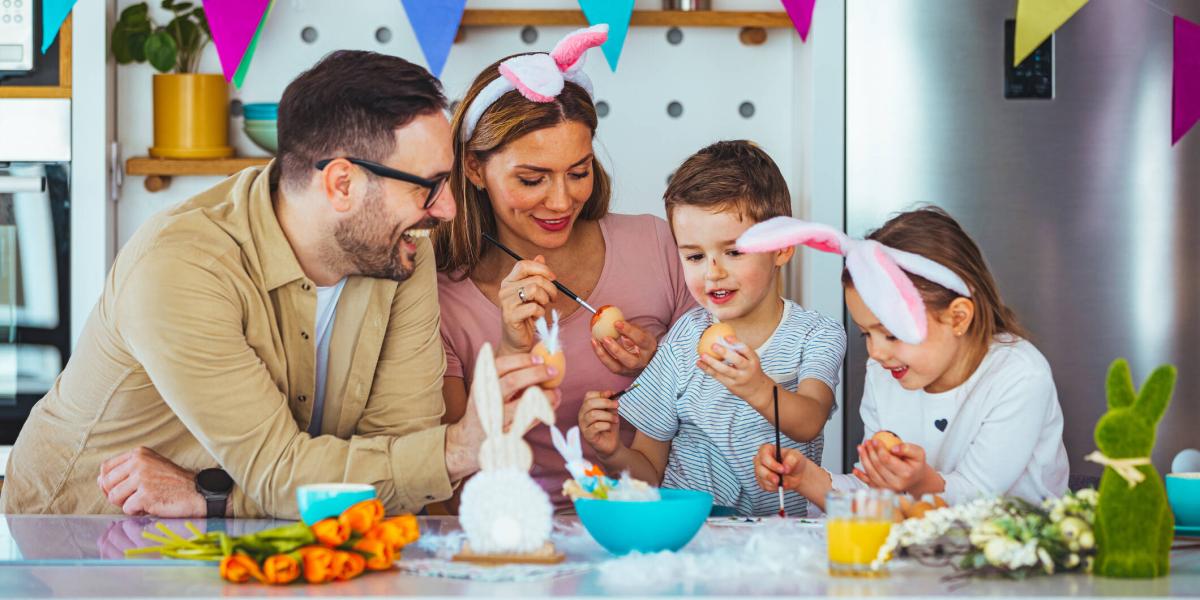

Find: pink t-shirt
[438,213,695,511]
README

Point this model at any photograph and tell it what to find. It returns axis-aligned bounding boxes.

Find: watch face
[197,468,234,494]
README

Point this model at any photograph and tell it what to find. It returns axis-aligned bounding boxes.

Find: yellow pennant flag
[1014,0,1091,66]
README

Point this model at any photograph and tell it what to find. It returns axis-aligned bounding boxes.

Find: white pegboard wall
[116,0,805,241]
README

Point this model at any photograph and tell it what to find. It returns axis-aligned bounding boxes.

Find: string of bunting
[32,0,1200,143]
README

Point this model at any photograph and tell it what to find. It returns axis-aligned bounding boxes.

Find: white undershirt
[309,278,347,436]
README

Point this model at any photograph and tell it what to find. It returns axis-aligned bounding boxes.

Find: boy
[578,140,847,516]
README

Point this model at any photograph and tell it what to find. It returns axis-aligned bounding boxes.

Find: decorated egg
[590,305,624,341]
[697,322,736,359]
[532,341,566,389]
[871,430,903,451]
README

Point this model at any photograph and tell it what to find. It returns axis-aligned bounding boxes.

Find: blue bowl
[296,483,376,525]
[575,488,713,555]
[1167,473,1200,527]
[242,102,278,119]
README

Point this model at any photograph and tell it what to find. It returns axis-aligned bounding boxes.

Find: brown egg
[531,341,566,388]
[897,495,914,518]
[697,322,736,359]
[590,305,624,341]
[871,430,903,451]
[906,501,934,520]
[933,495,948,509]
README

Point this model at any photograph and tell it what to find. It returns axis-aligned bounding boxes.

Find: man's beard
[333,186,436,283]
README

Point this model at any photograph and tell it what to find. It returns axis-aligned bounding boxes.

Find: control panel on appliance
[0,0,34,74]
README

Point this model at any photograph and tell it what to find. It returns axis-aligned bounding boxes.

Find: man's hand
[97,447,209,517]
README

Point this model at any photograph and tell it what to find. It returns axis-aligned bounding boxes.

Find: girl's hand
[497,256,558,355]
[696,335,773,406]
[591,320,657,377]
[853,439,940,495]
[578,390,621,459]
[754,444,811,492]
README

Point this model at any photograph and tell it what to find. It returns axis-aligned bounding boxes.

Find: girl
[741,207,1068,510]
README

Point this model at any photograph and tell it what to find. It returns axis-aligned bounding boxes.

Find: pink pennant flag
[1173,16,1200,145]
[203,0,274,83]
[780,0,817,42]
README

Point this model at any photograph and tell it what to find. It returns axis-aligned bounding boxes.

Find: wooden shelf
[125,156,270,192]
[460,10,793,28]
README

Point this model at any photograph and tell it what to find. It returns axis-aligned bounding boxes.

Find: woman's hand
[497,256,558,355]
[578,390,621,459]
[754,444,812,492]
[590,320,657,377]
[853,439,944,496]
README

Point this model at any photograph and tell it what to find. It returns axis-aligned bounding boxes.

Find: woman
[433,26,694,510]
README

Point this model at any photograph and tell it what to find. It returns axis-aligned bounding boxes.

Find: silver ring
[517,287,528,303]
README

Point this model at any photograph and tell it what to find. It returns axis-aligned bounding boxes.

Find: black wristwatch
[195,468,234,518]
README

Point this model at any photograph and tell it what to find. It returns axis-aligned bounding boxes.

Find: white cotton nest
[459,468,553,555]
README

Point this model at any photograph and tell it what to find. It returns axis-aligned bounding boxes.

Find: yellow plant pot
[149,73,233,159]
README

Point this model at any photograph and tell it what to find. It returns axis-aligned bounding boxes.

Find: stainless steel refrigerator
[843,0,1200,480]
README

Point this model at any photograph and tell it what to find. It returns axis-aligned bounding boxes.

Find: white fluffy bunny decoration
[551,425,592,481]
[458,343,558,556]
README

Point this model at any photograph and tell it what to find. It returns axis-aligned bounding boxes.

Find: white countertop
[0,514,1196,599]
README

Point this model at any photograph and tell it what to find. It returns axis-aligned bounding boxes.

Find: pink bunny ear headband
[736,217,972,345]
[461,24,609,142]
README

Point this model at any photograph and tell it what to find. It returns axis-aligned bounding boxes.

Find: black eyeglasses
[315,157,448,209]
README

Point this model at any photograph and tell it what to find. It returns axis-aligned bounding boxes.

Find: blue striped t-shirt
[619,300,847,517]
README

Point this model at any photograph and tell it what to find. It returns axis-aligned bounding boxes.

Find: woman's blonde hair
[433,54,612,278]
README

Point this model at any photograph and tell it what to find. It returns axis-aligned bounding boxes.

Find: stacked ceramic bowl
[243,103,278,154]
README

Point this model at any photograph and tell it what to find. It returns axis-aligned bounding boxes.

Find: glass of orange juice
[825,489,895,577]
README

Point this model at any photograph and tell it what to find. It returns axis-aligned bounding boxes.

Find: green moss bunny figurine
[1090,359,1175,578]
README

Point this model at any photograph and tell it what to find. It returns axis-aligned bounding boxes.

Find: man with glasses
[1,51,556,518]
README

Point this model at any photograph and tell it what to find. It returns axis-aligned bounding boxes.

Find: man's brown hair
[276,50,447,192]
[663,140,792,225]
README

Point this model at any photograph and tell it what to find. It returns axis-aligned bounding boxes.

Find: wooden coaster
[453,541,565,565]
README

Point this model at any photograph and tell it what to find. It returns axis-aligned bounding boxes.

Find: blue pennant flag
[578,0,635,71]
[41,0,77,53]
[400,0,467,78]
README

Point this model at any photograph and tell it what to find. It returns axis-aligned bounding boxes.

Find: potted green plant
[112,0,232,159]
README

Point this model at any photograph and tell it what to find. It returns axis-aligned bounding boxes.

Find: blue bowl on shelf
[575,488,713,555]
[1167,473,1200,527]
[242,102,278,120]
[296,483,376,525]
[243,119,277,153]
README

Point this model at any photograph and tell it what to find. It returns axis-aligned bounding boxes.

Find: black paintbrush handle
[482,232,595,312]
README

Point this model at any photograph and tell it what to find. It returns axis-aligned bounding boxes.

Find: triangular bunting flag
[400,0,468,78]
[231,0,276,88]
[1013,0,1090,66]
[203,0,273,86]
[780,0,817,42]
[578,0,635,71]
[40,0,77,53]
[1173,16,1200,145]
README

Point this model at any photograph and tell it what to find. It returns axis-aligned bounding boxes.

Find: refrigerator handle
[0,176,47,194]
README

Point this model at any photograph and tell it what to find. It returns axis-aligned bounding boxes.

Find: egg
[697,322,736,359]
[906,501,934,520]
[531,341,566,388]
[871,430,903,451]
[590,305,624,341]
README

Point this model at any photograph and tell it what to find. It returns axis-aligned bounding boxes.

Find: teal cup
[296,483,377,525]
[575,488,713,555]
[1166,473,1200,527]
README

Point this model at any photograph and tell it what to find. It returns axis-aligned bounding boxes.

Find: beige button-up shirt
[1,163,453,517]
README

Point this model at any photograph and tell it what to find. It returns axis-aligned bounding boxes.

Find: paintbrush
[482,231,598,314]
[610,383,640,401]
[774,384,786,518]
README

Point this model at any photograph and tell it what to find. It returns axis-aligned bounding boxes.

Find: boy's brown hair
[663,140,792,225]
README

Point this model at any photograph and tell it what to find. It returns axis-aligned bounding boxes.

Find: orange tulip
[263,553,301,585]
[298,545,335,584]
[331,550,366,581]
[364,514,420,553]
[312,518,351,547]
[338,499,385,534]
[353,538,394,571]
[219,553,265,584]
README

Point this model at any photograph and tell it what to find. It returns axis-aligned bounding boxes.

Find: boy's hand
[579,390,621,459]
[591,320,657,377]
[754,444,811,492]
[853,439,943,495]
[696,335,773,407]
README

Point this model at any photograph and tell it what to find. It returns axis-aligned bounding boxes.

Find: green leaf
[144,31,178,73]
[118,2,149,26]
[192,7,211,37]
[161,0,175,9]
[174,2,194,11]
[128,30,150,62]
[111,25,134,64]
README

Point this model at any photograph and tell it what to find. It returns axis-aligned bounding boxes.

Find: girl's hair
[842,206,1027,354]
[433,53,612,278]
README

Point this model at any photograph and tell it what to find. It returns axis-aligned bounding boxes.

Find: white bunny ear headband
[736,217,972,345]
[461,24,609,142]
